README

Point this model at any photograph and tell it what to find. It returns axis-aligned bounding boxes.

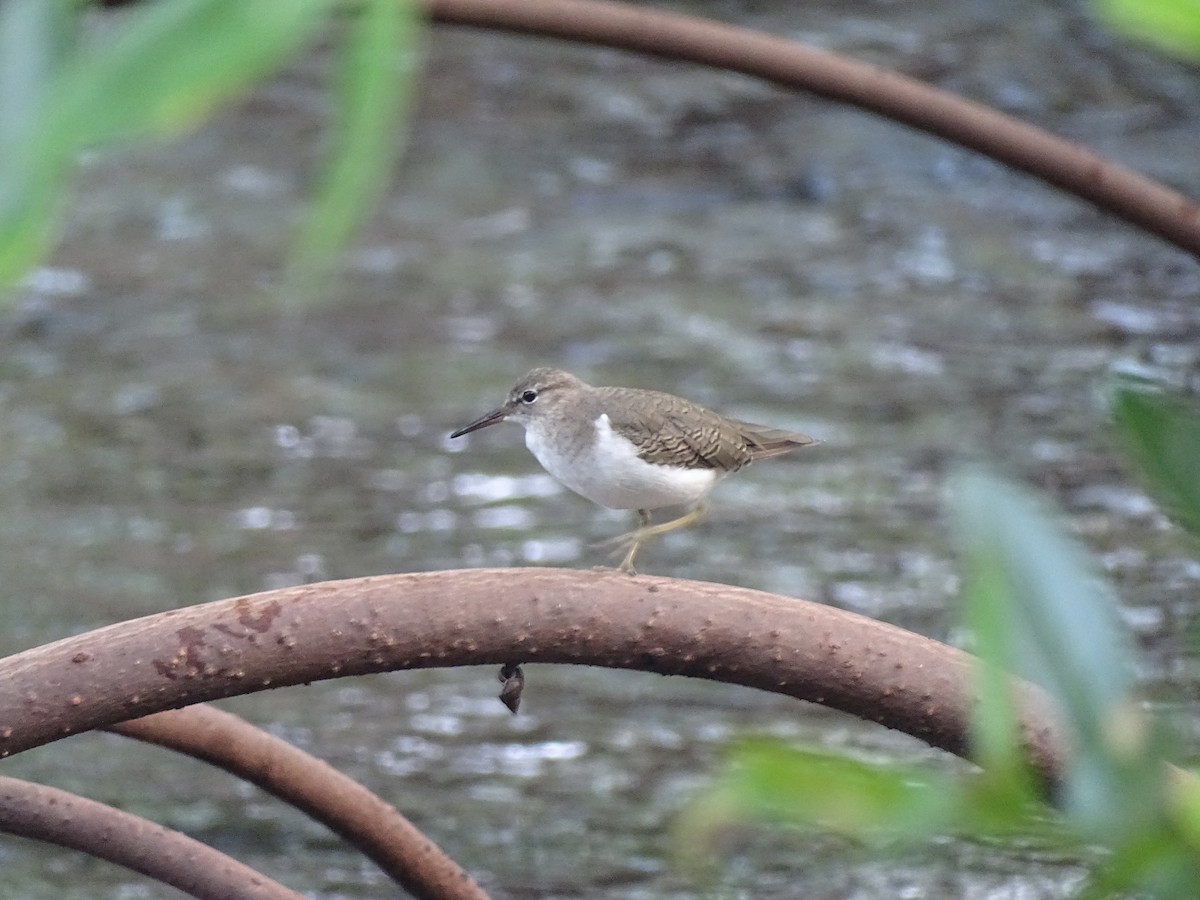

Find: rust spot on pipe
[213,599,282,641]
[152,626,210,680]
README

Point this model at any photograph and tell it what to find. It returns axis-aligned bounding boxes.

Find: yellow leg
[606,504,710,574]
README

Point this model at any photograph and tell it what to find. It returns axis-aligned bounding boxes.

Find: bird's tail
[737,422,819,460]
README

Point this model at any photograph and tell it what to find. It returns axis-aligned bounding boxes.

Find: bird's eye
[520,389,538,404]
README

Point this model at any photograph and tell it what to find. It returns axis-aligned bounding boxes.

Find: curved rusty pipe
[0,569,1067,791]
[426,0,1200,258]
[0,775,301,900]
[107,705,489,900]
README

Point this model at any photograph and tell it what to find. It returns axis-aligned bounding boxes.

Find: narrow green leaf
[286,0,421,302]
[0,0,74,158]
[1111,384,1200,538]
[0,0,338,293]
[0,0,77,289]
[948,467,1153,831]
[962,532,1025,774]
[0,188,61,291]
[49,0,337,147]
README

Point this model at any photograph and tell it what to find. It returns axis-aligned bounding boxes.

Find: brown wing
[600,388,760,472]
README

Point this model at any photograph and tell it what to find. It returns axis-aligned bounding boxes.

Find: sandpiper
[450,368,815,572]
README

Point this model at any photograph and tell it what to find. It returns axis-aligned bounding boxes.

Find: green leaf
[1166,766,1200,852]
[961,524,1026,775]
[49,0,337,147]
[1111,384,1200,538]
[285,0,422,302]
[948,467,1155,833]
[0,0,338,292]
[720,740,955,835]
[1093,0,1200,61]
[676,739,956,869]
[0,0,77,289]
[1080,828,1200,900]
[0,0,73,159]
[677,738,1065,872]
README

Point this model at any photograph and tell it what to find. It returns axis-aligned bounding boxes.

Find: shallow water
[0,1,1198,896]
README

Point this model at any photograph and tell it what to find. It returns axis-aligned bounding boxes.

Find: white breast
[524,413,719,510]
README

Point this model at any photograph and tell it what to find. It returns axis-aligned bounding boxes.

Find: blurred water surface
[0,1,1198,896]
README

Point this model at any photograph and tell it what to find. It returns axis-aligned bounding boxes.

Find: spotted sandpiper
[450,368,815,572]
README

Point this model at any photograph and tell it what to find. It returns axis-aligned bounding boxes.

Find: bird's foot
[597,504,711,574]
[594,529,643,574]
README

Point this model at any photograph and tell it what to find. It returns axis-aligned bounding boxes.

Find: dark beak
[449,407,506,438]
